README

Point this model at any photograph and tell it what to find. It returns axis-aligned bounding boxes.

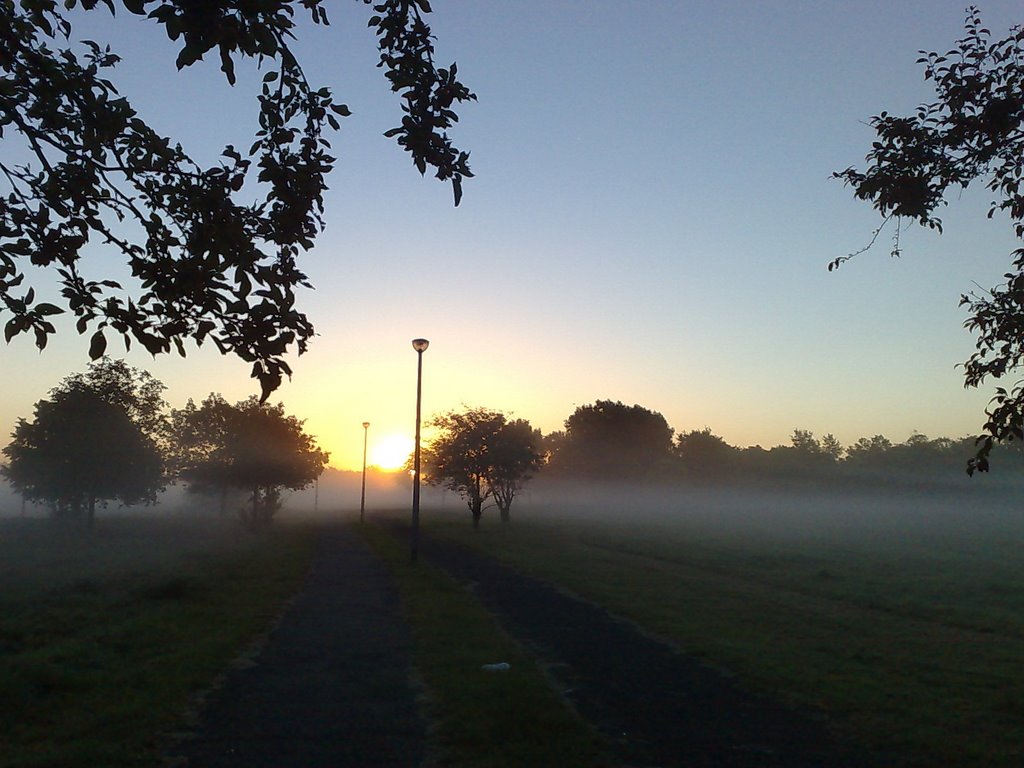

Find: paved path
[172,523,424,767]
[419,532,879,768]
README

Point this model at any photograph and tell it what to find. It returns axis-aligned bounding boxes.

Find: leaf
[219,44,236,85]
[89,329,107,360]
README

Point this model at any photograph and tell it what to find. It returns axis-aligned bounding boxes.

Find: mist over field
[4,460,1021,545]
[3,446,1022,768]
[514,477,1024,540]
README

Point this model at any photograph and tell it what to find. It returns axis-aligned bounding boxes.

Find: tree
[1,359,165,527]
[834,7,1024,473]
[790,429,843,463]
[549,400,674,479]
[487,418,543,523]
[171,394,327,527]
[845,434,894,470]
[167,392,237,514]
[675,427,738,479]
[421,407,541,527]
[58,355,168,440]
[1,0,475,399]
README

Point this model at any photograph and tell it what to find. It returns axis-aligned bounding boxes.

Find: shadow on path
[171,522,424,767]
[419,531,880,768]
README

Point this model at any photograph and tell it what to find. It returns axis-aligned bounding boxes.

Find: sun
[370,433,414,471]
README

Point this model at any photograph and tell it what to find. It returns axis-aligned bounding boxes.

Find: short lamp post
[411,337,429,564]
[359,421,370,524]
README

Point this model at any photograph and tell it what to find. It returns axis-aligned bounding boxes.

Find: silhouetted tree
[787,429,843,463]
[834,7,1024,472]
[422,408,502,527]
[171,395,327,526]
[58,356,168,441]
[845,434,894,470]
[1,0,474,399]
[487,419,544,523]
[549,400,674,479]
[675,427,739,479]
[421,408,541,527]
[168,393,237,514]
[1,360,165,527]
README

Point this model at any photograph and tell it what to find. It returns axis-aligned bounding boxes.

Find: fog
[505,477,1019,542]
[3,465,1022,556]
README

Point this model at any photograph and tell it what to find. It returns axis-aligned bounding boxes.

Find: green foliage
[834,7,1024,472]
[0,0,474,399]
[548,399,674,479]
[170,394,328,526]
[1,358,165,523]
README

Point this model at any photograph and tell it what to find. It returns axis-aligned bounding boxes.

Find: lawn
[359,522,614,767]
[416,489,1024,767]
[0,514,316,768]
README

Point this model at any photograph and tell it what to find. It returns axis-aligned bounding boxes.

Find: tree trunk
[470,476,482,528]
[251,485,260,528]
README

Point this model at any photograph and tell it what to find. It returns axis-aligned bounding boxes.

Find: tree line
[1,358,327,528]
[415,399,1024,529]
[543,400,1024,484]
[3,361,1018,530]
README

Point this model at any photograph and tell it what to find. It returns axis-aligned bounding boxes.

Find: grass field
[0,515,316,768]
[359,522,614,767]
[4,490,1020,767]
[417,490,1024,767]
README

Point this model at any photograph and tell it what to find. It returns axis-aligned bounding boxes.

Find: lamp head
[412,338,429,353]
[362,421,370,429]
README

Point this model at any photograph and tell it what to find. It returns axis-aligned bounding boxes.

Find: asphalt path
[168,521,880,767]
[170,522,424,767]
[418,531,880,768]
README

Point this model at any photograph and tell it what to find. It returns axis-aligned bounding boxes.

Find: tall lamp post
[411,338,429,564]
[359,421,370,524]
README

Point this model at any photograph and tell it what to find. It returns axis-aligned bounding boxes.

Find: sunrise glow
[370,433,414,471]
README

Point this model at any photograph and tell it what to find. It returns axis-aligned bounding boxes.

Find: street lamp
[360,421,370,524]
[411,338,429,563]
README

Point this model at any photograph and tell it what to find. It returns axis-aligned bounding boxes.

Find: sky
[2,1,1023,471]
